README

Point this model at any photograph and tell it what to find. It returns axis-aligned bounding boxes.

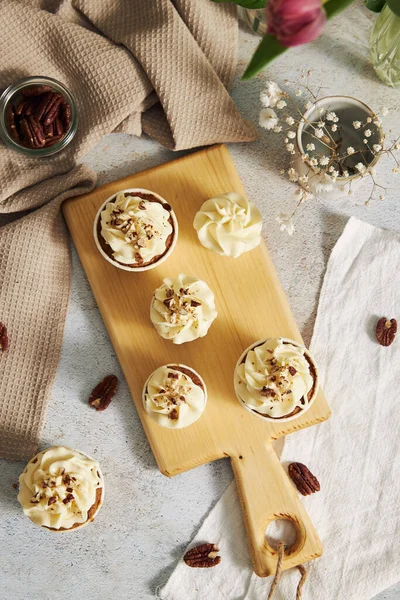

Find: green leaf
[387,0,400,17]
[242,34,287,80]
[210,0,267,8]
[324,0,356,19]
[364,0,386,12]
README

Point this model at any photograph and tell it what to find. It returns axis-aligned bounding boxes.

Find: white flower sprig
[259,71,399,234]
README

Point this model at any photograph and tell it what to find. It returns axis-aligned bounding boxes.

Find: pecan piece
[190,300,201,307]
[43,94,63,126]
[27,116,45,147]
[6,105,19,142]
[376,317,397,347]
[288,462,320,496]
[35,92,55,122]
[288,366,297,376]
[88,375,118,411]
[169,408,179,420]
[0,322,9,352]
[48,496,57,506]
[19,117,35,148]
[183,544,221,568]
[61,101,71,130]
[21,85,53,97]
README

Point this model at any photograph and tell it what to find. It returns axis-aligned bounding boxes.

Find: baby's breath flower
[277,214,295,235]
[259,108,279,130]
[308,69,312,76]
[318,107,325,115]
[305,101,313,110]
[394,142,399,150]
[368,166,376,176]
[392,167,399,174]
[367,117,372,123]
[380,194,385,200]
[373,144,382,153]
[331,124,338,132]
[330,169,339,178]
[276,100,287,110]
[314,173,334,193]
[347,146,355,155]
[287,131,296,139]
[306,143,315,151]
[363,139,368,144]
[319,156,329,166]
[314,128,324,138]
[260,81,283,108]
[374,118,382,127]
[343,170,349,178]
[365,129,372,137]
[285,137,289,143]
[288,168,299,182]
[286,143,295,152]
[301,153,309,161]
[273,125,283,133]
[381,107,389,116]
[295,89,303,97]
[326,112,337,122]
[353,121,362,129]
[317,121,325,128]
[309,158,318,166]
[285,116,295,125]
[355,162,366,174]
[299,175,308,184]
[328,165,334,172]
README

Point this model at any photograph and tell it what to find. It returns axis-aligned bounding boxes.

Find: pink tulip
[266,0,327,48]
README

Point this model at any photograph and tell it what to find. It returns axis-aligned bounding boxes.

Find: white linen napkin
[159,217,400,600]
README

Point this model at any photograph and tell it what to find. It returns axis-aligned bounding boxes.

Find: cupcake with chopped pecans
[142,364,207,429]
[150,273,217,344]
[94,188,178,272]
[17,446,104,531]
[234,337,319,422]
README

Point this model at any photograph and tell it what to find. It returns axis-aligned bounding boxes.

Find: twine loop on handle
[267,543,309,600]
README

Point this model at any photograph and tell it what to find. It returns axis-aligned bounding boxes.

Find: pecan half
[183,544,221,568]
[376,317,397,347]
[288,462,320,496]
[0,322,9,352]
[21,85,53,97]
[288,366,297,376]
[88,375,118,411]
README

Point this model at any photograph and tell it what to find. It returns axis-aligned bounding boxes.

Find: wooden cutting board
[63,144,331,577]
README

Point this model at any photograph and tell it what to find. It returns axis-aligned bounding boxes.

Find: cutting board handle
[231,440,322,577]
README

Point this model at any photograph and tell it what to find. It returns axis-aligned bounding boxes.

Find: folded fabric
[0,0,256,460]
[160,217,400,600]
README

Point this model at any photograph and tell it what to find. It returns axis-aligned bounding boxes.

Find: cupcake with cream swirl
[150,274,217,344]
[94,188,178,271]
[142,364,207,429]
[234,338,319,421]
[193,192,262,258]
[17,446,104,531]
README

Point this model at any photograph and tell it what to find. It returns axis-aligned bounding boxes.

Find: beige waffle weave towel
[0,0,256,460]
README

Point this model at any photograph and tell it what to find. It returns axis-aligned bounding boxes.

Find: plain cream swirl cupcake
[150,274,217,344]
[142,364,207,429]
[234,338,319,422]
[94,188,178,271]
[193,192,262,258]
[17,446,104,531]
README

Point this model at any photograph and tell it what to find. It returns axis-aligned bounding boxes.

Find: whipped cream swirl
[150,274,217,344]
[235,338,316,419]
[100,191,173,266]
[193,192,262,258]
[18,446,103,530]
[143,365,206,429]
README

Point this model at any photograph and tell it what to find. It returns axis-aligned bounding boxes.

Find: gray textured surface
[1,4,400,599]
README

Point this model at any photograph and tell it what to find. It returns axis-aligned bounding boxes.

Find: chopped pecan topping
[166,288,174,298]
[288,366,297,376]
[169,408,179,420]
[260,387,276,397]
[190,300,201,307]
[63,474,71,485]
[376,317,397,347]
[138,201,146,210]
[88,375,118,411]
[48,496,57,506]
[288,462,320,496]
[0,322,9,352]
[66,487,73,493]
[63,493,74,504]
[184,544,221,568]
[168,372,179,380]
